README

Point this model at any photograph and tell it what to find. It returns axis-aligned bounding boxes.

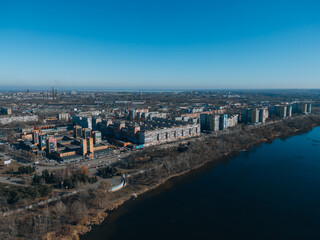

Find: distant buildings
[139,112,167,120]
[286,105,293,117]
[128,108,167,121]
[129,108,148,120]
[57,113,70,121]
[0,115,38,125]
[270,105,289,119]
[241,108,269,124]
[219,114,228,130]
[182,109,226,119]
[261,102,311,120]
[184,107,204,113]
[227,115,239,128]
[200,113,238,131]
[0,107,11,115]
[259,108,269,123]
[200,114,219,131]
[72,115,92,129]
[293,102,312,114]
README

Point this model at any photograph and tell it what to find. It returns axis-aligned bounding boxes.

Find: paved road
[0,176,26,186]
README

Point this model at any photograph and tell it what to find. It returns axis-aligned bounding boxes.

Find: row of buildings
[200,114,239,131]
[102,118,200,146]
[128,108,167,120]
[68,102,312,148]
[0,115,38,125]
[241,108,269,124]
[241,102,312,124]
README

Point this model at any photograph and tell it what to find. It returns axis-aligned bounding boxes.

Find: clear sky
[0,0,320,90]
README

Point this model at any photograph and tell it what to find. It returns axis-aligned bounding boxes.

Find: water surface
[82,127,320,240]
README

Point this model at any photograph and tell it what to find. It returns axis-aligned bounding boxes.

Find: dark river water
[82,127,320,240]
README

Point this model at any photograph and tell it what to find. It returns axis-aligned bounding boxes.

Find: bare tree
[70,200,88,223]
[55,201,67,224]
[0,213,17,240]
[91,181,110,209]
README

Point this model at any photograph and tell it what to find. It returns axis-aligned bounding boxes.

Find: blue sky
[0,0,320,90]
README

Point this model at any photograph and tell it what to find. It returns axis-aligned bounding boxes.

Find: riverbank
[81,125,320,240]
[51,114,317,240]
[8,115,320,240]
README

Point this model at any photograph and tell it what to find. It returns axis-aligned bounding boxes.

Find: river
[82,127,320,240]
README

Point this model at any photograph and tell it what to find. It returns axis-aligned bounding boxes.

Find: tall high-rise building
[47,137,57,153]
[82,128,91,139]
[73,125,82,138]
[251,109,260,123]
[32,130,40,145]
[200,114,219,131]
[306,103,312,114]
[39,133,47,150]
[219,114,228,130]
[92,131,102,145]
[293,102,312,114]
[87,137,94,157]
[242,109,258,123]
[81,138,87,156]
[259,108,269,123]
[72,115,92,129]
[81,138,94,157]
[270,105,286,119]
[286,105,292,117]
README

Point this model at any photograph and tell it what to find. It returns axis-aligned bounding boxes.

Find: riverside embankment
[3,115,319,240]
[75,115,320,240]
[82,124,320,240]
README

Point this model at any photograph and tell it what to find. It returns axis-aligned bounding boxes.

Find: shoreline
[46,115,320,240]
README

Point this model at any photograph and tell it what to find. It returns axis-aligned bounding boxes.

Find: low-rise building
[0,115,38,125]
[57,113,70,121]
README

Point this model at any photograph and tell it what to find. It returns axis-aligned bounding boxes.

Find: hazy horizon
[1,85,320,93]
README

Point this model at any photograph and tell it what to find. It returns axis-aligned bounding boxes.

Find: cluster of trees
[0,184,53,205]
[0,181,112,240]
[17,165,36,174]
[96,166,117,178]
[32,167,97,189]
[11,149,36,163]
[6,165,36,176]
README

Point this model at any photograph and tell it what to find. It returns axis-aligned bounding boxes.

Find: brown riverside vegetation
[1,114,320,240]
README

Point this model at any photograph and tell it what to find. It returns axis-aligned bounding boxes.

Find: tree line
[32,167,97,189]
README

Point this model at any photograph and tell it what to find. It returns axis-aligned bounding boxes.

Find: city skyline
[1,0,320,89]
